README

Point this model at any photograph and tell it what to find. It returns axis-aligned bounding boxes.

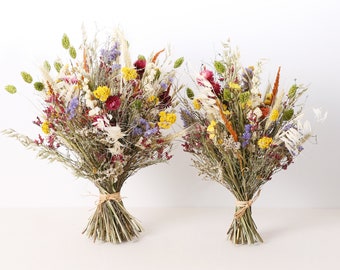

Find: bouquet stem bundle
[228,206,262,244]
[227,191,263,244]
[84,191,142,243]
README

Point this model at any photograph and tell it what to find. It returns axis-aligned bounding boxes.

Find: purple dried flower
[160,82,168,89]
[144,127,159,137]
[67,97,79,119]
[111,63,121,71]
[132,127,143,136]
[139,118,150,130]
[241,124,252,148]
[241,67,254,91]
[100,43,121,63]
[180,108,192,128]
[283,123,293,131]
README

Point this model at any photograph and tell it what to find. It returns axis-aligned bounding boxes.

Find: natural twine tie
[98,192,122,205]
[234,189,261,219]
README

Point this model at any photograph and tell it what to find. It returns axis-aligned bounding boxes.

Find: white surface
[0,207,339,270]
[0,0,339,208]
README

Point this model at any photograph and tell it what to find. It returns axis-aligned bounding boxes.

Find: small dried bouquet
[180,41,315,244]
[3,28,184,243]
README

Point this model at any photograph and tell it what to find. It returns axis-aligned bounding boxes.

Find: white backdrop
[0,0,338,208]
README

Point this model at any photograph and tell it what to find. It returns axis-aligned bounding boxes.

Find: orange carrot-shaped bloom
[216,100,238,141]
[270,66,281,106]
[152,49,165,63]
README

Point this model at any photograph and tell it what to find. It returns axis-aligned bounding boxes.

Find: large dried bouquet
[180,41,315,244]
[3,28,184,243]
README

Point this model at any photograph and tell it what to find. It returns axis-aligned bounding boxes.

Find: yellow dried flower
[264,93,272,105]
[159,111,167,122]
[41,121,50,134]
[207,120,217,133]
[121,67,137,81]
[258,136,273,149]
[207,120,217,139]
[229,82,241,90]
[147,95,159,104]
[158,111,176,129]
[224,109,231,116]
[221,104,231,116]
[193,99,201,110]
[166,113,177,124]
[93,86,111,102]
[269,109,279,121]
[158,122,171,129]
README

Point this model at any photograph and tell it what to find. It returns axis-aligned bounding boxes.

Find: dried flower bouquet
[3,28,184,243]
[180,41,314,244]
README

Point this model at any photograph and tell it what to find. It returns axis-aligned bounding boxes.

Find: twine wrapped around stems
[234,190,261,219]
[226,189,263,244]
[98,192,122,205]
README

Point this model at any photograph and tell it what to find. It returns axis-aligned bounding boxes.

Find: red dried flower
[134,55,146,78]
[199,67,221,95]
[134,56,146,70]
[200,67,214,82]
[260,106,270,118]
[105,95,121,111]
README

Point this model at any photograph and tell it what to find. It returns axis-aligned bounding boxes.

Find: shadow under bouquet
[179,41,314,244]
[3,28,184,243]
